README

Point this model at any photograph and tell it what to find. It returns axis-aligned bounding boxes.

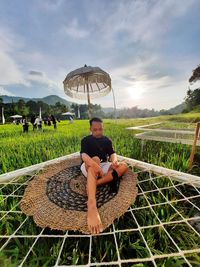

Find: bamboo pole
[111,87,117,119]
[189,122,200,170]
[86,79,92,119]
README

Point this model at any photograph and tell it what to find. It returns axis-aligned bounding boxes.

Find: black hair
[89,117,103,126]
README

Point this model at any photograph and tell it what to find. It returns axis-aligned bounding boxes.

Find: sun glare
[127,86,144,100]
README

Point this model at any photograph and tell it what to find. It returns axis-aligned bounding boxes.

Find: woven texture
[20,157,138,234]
[63,65,111,100]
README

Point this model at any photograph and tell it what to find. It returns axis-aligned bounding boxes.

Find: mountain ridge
[0,94,73,107]
[0,94,186,114]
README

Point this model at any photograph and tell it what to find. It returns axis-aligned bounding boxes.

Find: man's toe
[91,226,95,234]
[88,224,91,233]
[96,225,100,234]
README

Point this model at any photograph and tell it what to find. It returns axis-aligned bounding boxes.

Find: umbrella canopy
[63,65,111,100]
[10,115,22,118]
[63,65,112,118]
[61,112,75,116]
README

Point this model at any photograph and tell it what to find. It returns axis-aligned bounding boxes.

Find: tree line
[0,98,104,121]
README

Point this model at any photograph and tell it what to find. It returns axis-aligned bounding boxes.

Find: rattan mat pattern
[20,157,138,234]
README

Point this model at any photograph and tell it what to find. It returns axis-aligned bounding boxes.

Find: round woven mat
[20,156,138,234]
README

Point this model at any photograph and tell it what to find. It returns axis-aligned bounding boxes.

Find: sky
[0,0,200,110]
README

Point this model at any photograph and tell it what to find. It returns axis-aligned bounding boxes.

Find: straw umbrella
[63,64,114,118]
[10,115,22,119]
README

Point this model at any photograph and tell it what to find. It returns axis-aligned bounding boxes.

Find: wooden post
[189,122,200,170]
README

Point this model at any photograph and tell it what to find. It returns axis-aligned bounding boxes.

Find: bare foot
[87,199,103,234]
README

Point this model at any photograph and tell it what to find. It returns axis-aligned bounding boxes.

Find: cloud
[63,18,89,39]
[101,56,190,109]
[26,70,63,95]
[0,0,198,109]
[27,70,56,86]
[0,86,15,96]
[87,0,194,46]
[39,0,63,11]
[0,51,25,85]
[0,26,25,85]
[28,70,43,77]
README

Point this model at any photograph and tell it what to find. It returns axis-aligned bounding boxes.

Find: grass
[0,172,200,266]
[0,114,200,266]
[0,116,199,175]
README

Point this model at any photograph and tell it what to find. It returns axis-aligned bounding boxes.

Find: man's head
[89,117,103,138]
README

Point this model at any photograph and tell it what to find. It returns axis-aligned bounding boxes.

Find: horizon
[0,93,185,112]
[0,0,200,110]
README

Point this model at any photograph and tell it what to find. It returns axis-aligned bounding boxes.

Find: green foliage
[0,118,199,175]
[185,88,200,111]
[0,117,200,266]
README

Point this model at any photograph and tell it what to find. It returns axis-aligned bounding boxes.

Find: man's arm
[107,137,119,169]
[109,153,118,163]
[109,153,119,169]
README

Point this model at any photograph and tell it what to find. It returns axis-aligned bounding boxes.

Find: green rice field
[0,116,199,175]
[0,115,200,266]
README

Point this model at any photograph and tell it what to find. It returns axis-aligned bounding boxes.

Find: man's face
[90,121,103,138]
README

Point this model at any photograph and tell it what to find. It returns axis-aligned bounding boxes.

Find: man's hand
[112,160,119,170]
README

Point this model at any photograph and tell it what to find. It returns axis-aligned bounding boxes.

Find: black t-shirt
[80,135,115,162]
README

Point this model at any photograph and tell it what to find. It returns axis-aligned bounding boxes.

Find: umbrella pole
[86,82,92,119]
[111,87,117,119]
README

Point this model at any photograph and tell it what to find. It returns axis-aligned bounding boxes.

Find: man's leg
[85,156,101,194]
[87,166,103,234]
[85,156,103,234]
[96,162,128,186]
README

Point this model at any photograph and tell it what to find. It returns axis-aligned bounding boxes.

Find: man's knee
[117,162,128,175]
[120,162,128,171]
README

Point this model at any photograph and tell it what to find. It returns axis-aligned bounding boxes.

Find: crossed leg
[96,161,128,186]
[85,157,128,234]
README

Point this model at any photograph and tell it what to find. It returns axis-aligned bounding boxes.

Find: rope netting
[127,123,200,146]
[0,153,200,267]
[135,132,200,146]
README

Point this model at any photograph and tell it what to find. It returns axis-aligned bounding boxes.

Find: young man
[80,117,128,234]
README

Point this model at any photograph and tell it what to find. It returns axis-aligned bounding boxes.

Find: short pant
[80,162,112,177]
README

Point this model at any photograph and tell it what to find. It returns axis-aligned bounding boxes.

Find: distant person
[31,115,37,131]
[22,116,29,133]
[51,114,57,129]
[34,116,42,130]
[47,117,51,126]
[69,116,74,124]
[38,117,42,130]
[44,118,48,126]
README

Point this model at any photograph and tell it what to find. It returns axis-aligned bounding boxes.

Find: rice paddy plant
[0,178,199,266]
[0,118,200,266]
[0,119,199,175]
